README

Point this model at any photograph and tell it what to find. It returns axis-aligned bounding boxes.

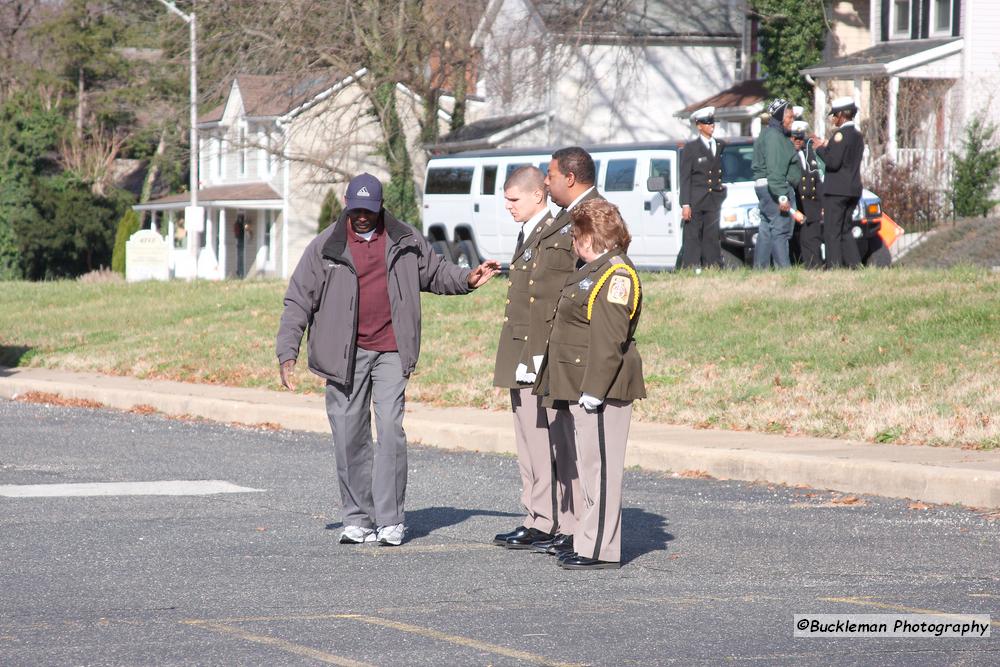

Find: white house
[134,70,432,280]
[428,0,746,152]
[801,0,999,180]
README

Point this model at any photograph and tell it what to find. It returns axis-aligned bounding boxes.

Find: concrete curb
[2,367,998,509]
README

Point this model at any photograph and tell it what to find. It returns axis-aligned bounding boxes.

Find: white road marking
[0,480,264,498]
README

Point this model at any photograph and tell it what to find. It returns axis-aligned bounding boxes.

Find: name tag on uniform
[579,277,594,291]
[697,156,707,163]
[560,224,571,235]
[523,248,532,260]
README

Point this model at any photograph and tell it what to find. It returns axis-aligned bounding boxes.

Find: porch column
[887,76,899,162]
[167,211,176,246]
[853,78,863,123]
[218,208,228,279]
[150,210,157,232]
[814,80,828,136]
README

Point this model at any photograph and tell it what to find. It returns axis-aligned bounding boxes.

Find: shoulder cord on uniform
[587,263,640,321]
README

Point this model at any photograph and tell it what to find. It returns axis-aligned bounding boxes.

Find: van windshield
[721,145,754,183]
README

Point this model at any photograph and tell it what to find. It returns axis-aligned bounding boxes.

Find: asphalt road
[1,399,998,666]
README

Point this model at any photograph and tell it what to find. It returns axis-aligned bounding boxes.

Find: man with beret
[814,97,864,269]
[751,98,802,269]
[276,173,500,547]
[679,106,726,271]
[790,120,825,268]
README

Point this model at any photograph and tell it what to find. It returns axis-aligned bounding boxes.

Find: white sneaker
[339,526,376,544]
[376,523,405,546]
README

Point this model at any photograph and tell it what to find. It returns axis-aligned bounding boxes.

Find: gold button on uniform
[529,297,535,303]
[504,316,508,322]
[575,358,581,363]
[528,279,534,285]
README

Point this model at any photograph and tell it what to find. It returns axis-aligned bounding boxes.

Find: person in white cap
[814,96,864,268]
[790,120,825,268]
[679,106,726,270]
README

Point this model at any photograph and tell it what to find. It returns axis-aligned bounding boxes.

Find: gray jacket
[275,210,472,383]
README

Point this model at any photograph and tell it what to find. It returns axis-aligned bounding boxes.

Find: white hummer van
[422,140,888,269]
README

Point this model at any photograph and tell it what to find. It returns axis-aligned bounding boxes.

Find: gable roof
[533,0,740,38]
[677,79,767,117]
[198,70,362,125]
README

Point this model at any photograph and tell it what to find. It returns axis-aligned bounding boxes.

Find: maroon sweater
[348,224,398,352]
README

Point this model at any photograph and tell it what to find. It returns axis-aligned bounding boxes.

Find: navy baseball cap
[344,173,383,213]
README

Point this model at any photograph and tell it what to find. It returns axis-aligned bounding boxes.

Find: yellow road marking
[182,620,374,666]
[819,597,1000,627]
[339,614,583,667]
[183,614,581,667]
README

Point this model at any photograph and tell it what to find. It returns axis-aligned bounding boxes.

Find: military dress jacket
[679,137,727,211]
[534,248,646,404]
[794,143,825,221]
[818,123,864,198]
[493,211,555,388]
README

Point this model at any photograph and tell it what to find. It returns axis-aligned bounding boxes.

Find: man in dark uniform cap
[815,96,864,269]
[679,106,726,271]
[790,120,825,268]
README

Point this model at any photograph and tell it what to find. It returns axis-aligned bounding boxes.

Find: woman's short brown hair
[571,199,631,253]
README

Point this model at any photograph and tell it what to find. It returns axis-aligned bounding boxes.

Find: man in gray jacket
[276,173,499,546]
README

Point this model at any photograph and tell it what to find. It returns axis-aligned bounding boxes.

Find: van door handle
[474,204,479,213]
[644,201,651,211]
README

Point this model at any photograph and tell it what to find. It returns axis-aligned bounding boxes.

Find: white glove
[532,355,544,372]
[515,363,536,384]
[578,393,603,411]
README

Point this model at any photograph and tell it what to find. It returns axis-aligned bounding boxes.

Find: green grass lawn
[2,266,999,448]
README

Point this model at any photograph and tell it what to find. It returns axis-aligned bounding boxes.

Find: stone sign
[125,229,170,282]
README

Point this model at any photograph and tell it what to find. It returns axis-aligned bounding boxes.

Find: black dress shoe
[505,528,554,549]
[493,525,528,546]
[548,540,575,556]
[557,550,578,562]
[559,555,621,570]
[531,533,571,553]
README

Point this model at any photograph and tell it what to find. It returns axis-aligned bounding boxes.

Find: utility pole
[154,0,202,278]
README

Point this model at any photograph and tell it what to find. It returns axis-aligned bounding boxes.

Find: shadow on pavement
[326,506,521,540]
[621,507,673,564]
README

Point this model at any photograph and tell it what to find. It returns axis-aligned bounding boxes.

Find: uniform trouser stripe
[550,449,560,535]
[593,408,608,561]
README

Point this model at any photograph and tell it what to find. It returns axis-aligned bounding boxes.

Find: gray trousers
[510,388,580,535]
[568,400,633,563]
[325,348,408,529]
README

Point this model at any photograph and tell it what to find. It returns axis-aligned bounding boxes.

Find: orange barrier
[876,213,904,248]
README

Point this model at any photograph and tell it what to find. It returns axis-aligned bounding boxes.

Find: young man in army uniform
[534,199,645,570]
[815,96,865,269]
[492,166,578,551]
[790,120,825,268]
[679,106,726,270]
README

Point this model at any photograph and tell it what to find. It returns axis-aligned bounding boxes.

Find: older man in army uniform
[679,106,726,270]
[492,162,584,553]
[790,120,825,268]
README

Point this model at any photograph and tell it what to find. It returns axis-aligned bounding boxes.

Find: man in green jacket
[751,99,803,269]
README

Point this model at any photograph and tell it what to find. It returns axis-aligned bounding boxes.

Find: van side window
[426,167,474,194]
[721,145,755,183]
[605,159,636,192]
[482,165,497,195]
[648,159,671,191]
[537,162,549,175]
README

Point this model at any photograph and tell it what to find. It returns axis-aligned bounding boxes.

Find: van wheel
[865,245,892,268]
[430,240,454,262]
[452,240,479,269]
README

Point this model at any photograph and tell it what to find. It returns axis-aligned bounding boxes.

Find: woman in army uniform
[534,198,645,570]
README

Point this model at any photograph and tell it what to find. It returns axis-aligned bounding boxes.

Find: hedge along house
[133,69,433,280]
